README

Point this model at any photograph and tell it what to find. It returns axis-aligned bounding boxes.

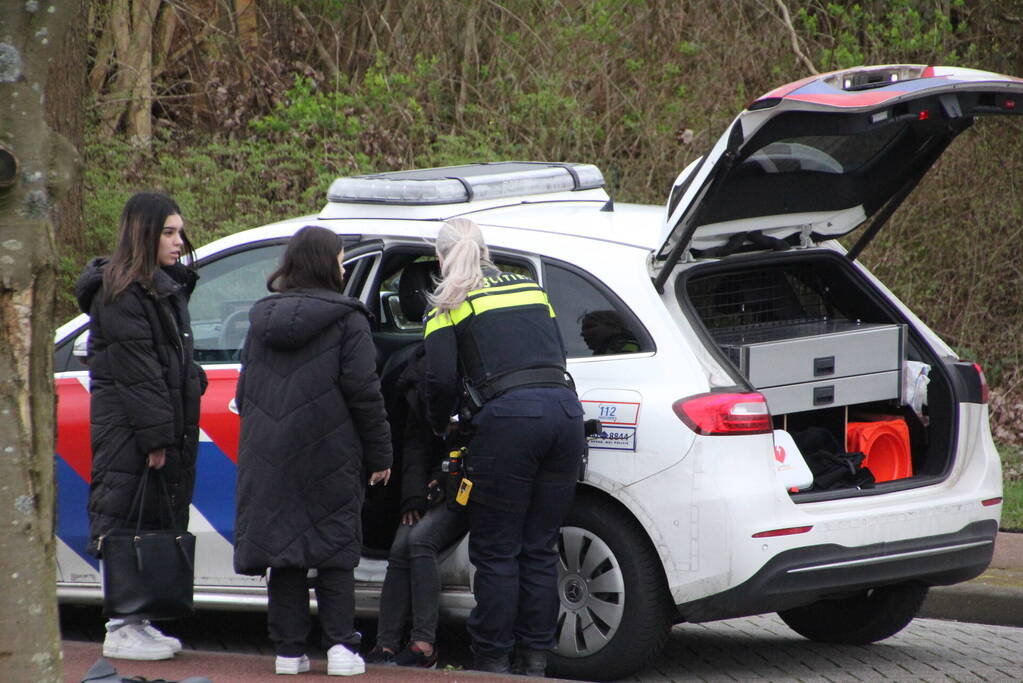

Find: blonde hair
[430,218,494,314]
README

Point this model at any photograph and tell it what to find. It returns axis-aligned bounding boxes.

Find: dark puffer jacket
[233,289,392,574]
[75,258,207,555]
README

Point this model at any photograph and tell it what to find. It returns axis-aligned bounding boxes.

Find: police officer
[423,218,584,676]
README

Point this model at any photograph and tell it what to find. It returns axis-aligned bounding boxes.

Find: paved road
[636,615,1022,682]
[62,607,1022,681]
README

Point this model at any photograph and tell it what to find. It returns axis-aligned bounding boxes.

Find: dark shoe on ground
[471,649,511,674]
[394,643,438,669]
[512,648,548,677]
[364,647,396,665]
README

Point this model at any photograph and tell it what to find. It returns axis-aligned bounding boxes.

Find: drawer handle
[814,356,835,376]
[813,386,835,405]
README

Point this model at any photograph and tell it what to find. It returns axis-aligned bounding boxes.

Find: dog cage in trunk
[681,258,932,489]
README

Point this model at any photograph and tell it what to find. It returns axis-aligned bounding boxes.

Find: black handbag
[100,468,195,620]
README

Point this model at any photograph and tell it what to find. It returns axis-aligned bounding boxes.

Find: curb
[918,531,1023,628]
[920,568,1023,628]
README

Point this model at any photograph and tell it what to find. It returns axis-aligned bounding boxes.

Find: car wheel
[546,497,673,681]
[777,583,929,644]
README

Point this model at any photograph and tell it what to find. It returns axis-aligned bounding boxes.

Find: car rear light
[752,525,813,538]
[981,497,1002,507]
[672,392,772,436]
[972,362,990,404]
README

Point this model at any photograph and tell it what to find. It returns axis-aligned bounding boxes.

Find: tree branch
[772,0,817,74]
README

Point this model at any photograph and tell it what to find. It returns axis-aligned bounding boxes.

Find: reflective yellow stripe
[424,283,556,337]
[424,301,473,337]
[471,288,551,315]
[466,282,539,300]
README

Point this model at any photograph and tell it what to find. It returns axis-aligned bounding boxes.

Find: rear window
[543,261,653,359]
[742,126,903,176]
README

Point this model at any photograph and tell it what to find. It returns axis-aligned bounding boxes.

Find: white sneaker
[275,654,311,675]
[140,620,183,653]
[327,644,365,676]
[102,623,175,661]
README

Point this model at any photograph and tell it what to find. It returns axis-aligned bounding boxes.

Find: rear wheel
[546,497,673,681]
[777,583,928,644]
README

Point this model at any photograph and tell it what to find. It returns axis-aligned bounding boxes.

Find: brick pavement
[627,614,1023,682]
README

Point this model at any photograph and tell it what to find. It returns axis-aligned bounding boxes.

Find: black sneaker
[364,646,397,665]
[471,649,511,673]
[394,644,438,668]
[512,648,548,677]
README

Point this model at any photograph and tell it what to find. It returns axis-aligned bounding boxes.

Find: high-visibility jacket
[423,270,567,433]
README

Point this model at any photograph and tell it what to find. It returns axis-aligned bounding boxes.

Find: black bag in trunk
[100,468,195,620]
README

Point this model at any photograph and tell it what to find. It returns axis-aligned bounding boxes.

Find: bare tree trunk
[46,0,89,259]
[98,0,159,144]
[126,0,159,145]
[235,0,259,53]
[456,1,480,128]
[0,3,81,682]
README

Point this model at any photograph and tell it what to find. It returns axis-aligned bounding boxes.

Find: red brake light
[918,109,930,120]
[1006,99,1016,110]
[672,392,772,435]
[972,362,990,404]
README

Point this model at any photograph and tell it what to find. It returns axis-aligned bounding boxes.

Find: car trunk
[676,249,958,498]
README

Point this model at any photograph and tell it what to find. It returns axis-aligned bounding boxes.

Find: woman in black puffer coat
[233,225,392,676]
[74,192,207,661]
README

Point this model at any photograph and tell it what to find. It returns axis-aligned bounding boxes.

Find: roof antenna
[600,197,614,212]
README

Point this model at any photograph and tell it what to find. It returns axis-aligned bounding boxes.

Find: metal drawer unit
[716,321,905,414]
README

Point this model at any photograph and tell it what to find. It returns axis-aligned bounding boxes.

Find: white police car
[55,65,1019,680]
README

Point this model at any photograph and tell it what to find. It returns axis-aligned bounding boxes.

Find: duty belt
[476,366,570,402]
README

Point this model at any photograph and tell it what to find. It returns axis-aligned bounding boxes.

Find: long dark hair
[267,225,345,293]
[103,192,194,301]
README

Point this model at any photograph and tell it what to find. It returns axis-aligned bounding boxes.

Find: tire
[777,583,929,645]
[546,496,674,681]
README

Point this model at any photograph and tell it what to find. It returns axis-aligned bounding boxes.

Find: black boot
[512,648,547,677]
[471,649,511,673]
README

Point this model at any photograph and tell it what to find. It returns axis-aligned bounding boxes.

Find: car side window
[189,243,286,362]
[543,261,653,359]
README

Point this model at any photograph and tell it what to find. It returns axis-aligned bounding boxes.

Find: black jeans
[464,387,584,656]
[375,504,468,648]
[267,567,358,657]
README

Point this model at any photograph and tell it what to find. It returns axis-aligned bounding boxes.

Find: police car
[55,65,1019,680]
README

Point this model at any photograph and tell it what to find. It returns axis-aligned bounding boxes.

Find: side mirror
[72,329,90,358]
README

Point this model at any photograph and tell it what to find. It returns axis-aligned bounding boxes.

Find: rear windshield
[742,126,903,175]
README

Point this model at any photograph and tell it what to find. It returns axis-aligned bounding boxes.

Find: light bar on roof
[326,161,605,206]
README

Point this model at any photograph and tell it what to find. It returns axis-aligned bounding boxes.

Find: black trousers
[464,386,585,656]
[267,566,357,657]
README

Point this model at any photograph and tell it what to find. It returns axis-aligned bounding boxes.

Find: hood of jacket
[248,289,368,351]
[74,257,107,314]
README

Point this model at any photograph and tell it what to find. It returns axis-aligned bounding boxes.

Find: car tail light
[752,525,813,538]
[672,392,772,436]
[972,362,990,404]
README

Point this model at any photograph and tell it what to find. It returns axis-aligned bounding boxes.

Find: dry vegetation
[76,0,1023,445]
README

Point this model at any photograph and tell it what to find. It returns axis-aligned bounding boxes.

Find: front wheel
[546,496,674,681]
[777,583,928,644]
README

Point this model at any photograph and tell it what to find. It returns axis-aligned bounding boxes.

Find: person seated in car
[367,263,469,669]
[580,309,640,355]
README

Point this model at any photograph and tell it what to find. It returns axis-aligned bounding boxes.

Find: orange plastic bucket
[846,419,912,482]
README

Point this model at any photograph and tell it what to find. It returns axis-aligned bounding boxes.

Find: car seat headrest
[398,260,439,322]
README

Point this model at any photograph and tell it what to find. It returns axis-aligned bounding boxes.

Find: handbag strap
[126,468,151,535]
[125,467,180,534]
